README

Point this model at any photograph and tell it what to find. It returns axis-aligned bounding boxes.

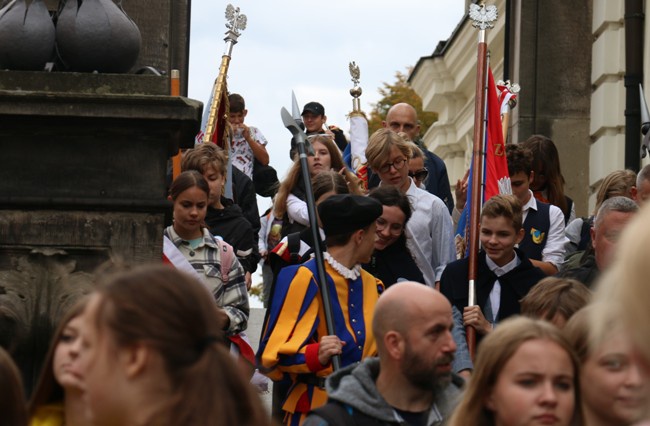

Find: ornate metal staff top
[224,4,247,55]
[469,2,498,42]
[349,61,363,115]
[202,4,246,145]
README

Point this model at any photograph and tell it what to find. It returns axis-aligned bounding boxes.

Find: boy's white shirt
[230,126,268,179]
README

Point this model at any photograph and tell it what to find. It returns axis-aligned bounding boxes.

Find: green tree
[368,68,438,138]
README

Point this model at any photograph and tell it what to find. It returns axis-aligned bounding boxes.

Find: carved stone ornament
[0,249,94,392]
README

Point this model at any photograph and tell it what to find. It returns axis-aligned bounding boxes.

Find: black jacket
[363,236,425,288]
[556,254,599,288]
[439,248,545,323]
[231,167,261,239]
[205,197,261,273]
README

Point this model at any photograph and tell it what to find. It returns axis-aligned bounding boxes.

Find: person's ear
[590,226,597,248]
[381,120,388,129]
[122,343,149,379]
[354,229,365,245]
[167,195,173,201]
[242,109,248,118]
[528,171,534,185]
[630,186,638,201]
[515,227,525,244]
[485,392,496,411]
[383,331,404,360]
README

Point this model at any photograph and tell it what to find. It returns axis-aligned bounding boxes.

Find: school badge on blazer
[530,228,545,244]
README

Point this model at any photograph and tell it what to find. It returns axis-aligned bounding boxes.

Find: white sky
[188,1,466,212]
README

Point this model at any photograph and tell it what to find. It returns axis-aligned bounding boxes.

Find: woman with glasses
[363,186,425,287]
[407,142,429,189]
[365,129,455,287]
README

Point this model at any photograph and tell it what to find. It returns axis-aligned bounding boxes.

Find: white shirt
[485,253,521,321]
[403,178,456,283]
[230,126,268,179]
[286,194,309,226]
[521,190,568,269]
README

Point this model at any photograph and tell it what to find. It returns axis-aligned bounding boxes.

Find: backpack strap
[287,231,302,264]
[309,402,357,426]
[577,216,593,251]
[218,240,236,284]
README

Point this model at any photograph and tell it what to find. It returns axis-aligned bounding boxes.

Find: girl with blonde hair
[448,316,582,426]
[592,203,650,421]
[565,306,647,426]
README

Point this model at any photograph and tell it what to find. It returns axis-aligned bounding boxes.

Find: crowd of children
[2,96,650,426]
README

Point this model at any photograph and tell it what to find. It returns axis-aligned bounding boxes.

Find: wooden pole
[466,2,498,360]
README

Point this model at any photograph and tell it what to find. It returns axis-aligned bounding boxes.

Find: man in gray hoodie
[303,282,464,426]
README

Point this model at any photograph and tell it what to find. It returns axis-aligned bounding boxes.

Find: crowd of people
[2,95,650,426]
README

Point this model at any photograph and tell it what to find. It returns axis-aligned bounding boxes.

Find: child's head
[480,195,524,266]
[365,129,413,191]
[520,135,564,190]
[506,144,534,204]
[29,299,87,416]
[182,144,227,176]
[181,144,227,204]
[169,171,210,239]
[564,306,647,426]
[481,194,523,232]
[170,171,210,202]
[595,169,637,213]
[520,277,591,328]
[312,170,351,203]
[449,317,581,426]
[228,93,247,125]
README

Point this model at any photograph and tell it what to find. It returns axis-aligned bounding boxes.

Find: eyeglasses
[378,158,407,174]
[408,168,429,182]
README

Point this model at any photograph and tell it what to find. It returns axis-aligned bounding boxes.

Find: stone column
[0,70,201,393]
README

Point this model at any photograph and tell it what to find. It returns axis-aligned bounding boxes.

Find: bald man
[304,282,463,426]
[378,103,454,214]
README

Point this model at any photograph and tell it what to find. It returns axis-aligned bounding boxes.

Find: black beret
[318,194,383,237]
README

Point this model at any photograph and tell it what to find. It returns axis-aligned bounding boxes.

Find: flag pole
[467,2,498,360]
[348,61,369,192]
[202,4,246,148]
[281,107,341,371]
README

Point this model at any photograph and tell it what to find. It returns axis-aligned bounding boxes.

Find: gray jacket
[304,357,464,426]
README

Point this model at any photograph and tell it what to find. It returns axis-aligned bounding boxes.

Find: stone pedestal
[0,70,201,392]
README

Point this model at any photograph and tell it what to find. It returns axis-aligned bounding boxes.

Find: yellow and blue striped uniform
[258,258,383,425]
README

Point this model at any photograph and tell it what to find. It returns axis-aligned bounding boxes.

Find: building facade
[410,0,649,215]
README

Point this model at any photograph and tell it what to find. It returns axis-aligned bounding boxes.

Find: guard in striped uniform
[258,195,384,425]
